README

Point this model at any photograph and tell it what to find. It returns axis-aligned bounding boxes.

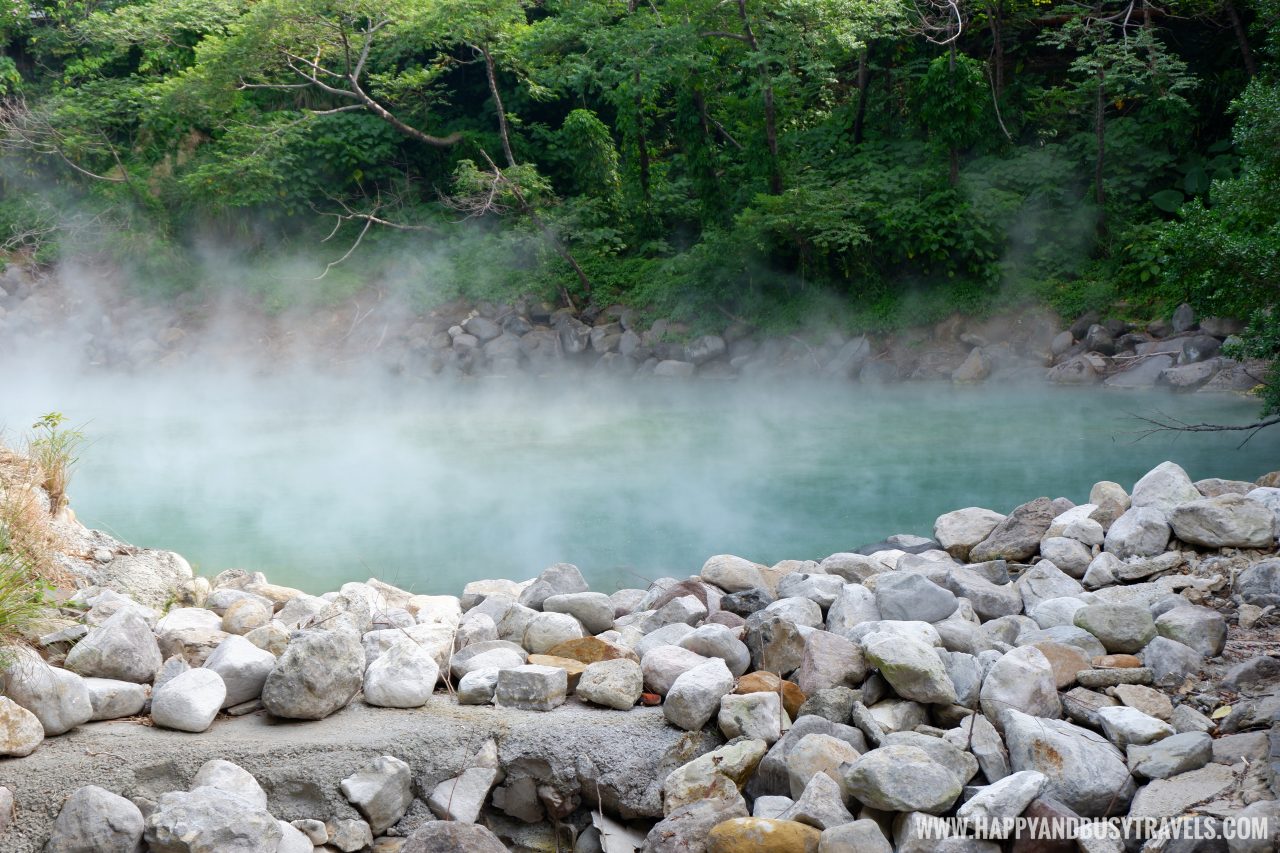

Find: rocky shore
[1,460,1279,852]
[0,263,1266,392]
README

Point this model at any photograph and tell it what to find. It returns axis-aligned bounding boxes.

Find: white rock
[494,664,567,711]
[47,784,145,852]
[0,695,44,756]
[191,759,268,810]
[341,755,413,834]
[204,635,276,708]
[1131,461,1201,514]
[83,677,148,721]
[2,652,93,735]
[522,611,584,654]
[151,668,225,733]
[144,786,281,852]
[63,608,162,684]
[664,658,734,731]
[957,771,1047,837]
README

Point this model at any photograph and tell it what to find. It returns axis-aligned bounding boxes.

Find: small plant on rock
[26,412,85,515]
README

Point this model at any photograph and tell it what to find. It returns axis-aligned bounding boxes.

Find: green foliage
[27,412,85,512]
[0,0,1267,350]
[911,53,989,154]
[1157,78,1280,414]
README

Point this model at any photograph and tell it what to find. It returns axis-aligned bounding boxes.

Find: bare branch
[1128,411,1280,448]
[0,97,129,183]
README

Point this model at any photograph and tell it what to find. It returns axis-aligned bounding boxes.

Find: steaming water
[2,372,1277,594]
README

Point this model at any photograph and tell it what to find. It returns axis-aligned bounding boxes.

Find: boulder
[0,695,44,757]
[680,623,752,677]
[705,818,821,852]
[818,820,892,853]
[934,508,1006,560]
[957,771,1047,835]
[522,611,585,654]
[874,572,958,622]
[824,584,880,637]
[794,629,866,695]
[842,745,963,814]
[665,737,766,813]
[576,659,643,710]
[664,658,735,732]
[362,638,440,708]
[203,635,275,708]
[261,628,364,720]
[644,797,749,853]
[1237,559,1280,608]
[144,786,281,853]
[1154,606,1227,658]
[719,692,789,743]
[785,732,862,799]
[863,633,957,704]
[969,498,1055,562]
[1131,461,1201,514]
[1002,709,1135,816]
[150,668,225,733]
[1094,705,1175,749]
[1168,494,1277,548]
[1016,562,1083,613]
[701,555,767,593]
[1038,537,1093,578]
[1140,636,1204,686]
[946,568,1022,621]
[518,563,589,610]
[191,759,268,809]
[1074,604,1156,654]
[1126,731,1213,780]
[543,592,614,635]
[787,771,854,830]
[428,766,499,823]
[401,821,510,853]
[979,645,1061,723]
[63,609,162,684]
[494,664,567,711]
[1104,507,1171,559]
[2,653,93,735]
[642,646,709,696]
[154,608,229,666]
[46,785,145,853]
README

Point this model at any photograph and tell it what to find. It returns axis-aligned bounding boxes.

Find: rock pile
[3,459,1279,852]
[0,263,1263,391]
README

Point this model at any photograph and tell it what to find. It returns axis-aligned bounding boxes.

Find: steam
[0,334,1275,595]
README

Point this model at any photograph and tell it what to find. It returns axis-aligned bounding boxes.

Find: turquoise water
[3,373,1277,594]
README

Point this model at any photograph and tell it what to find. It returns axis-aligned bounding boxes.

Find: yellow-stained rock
[1033,641,1092,689]
[706,818,821,852]
[734,672,806,719]
[527,654,586,691]
[546,636,640,665]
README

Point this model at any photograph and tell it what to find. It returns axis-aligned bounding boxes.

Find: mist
[1,293,1276,596]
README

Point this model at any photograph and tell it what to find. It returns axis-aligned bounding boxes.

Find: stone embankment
[0,262,1264,391]
[1,460,1279,852]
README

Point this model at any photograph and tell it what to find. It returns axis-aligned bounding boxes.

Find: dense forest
[0,0,1276,403]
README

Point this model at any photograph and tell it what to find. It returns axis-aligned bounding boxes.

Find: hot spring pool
[2,370,1276,594]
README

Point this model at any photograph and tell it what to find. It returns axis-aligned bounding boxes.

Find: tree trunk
[948,41,959,187]
[633,73,651,204]
[737,0,782,194]
[479,45,515,167]
[1095,66,1106,212]
[1224,0,1256,78]
[852,47,871,145]
[988,1,1005,98]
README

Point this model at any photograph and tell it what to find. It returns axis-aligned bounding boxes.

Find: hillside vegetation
[0,0,1276,406]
